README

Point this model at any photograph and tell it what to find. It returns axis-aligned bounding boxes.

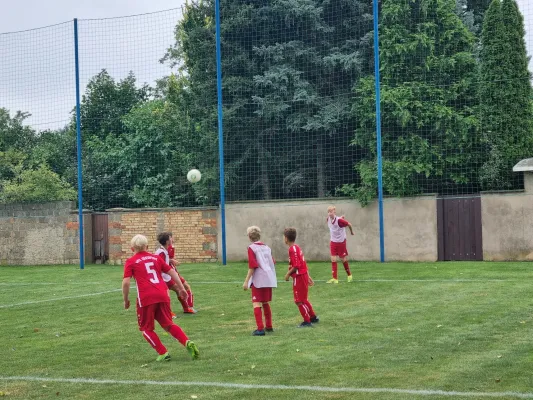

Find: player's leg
[340,241,352,282]
[252,301,265,335]
[262,297,273,332]
[180,276,196,312]
[294,276,312,327]
[157,302,199,360]
[303,298,318,323]
[250,285,266,335]
[170,282,191,313]
[327,245,339,283]
[138,304,168,360]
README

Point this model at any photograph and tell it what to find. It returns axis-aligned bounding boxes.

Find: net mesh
[0,0,532,211]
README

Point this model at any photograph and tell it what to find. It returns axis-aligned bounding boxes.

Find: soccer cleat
[171,312,177,319]
[184,308,197,314]
[310,316,319,324]
[186,340,200,360]
[265,327,274,332]
[347,275,353,283]
[156,352,171,362]
[298,321,313,328]
[252,329,266,336]
[326,278,339,284]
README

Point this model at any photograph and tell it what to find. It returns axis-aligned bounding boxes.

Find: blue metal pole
[215,0,227,265]
[74,19,85,270]
[373,0,385,263]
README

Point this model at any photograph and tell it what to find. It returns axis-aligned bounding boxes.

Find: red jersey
[288,244,308,277]
[123,251,172,307]
[168,244,175,259]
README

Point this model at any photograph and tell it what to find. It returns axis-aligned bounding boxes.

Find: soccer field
[1,262,533,399]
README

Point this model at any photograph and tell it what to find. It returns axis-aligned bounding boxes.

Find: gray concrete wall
[0,201,92,265]
[481,192,533,261]
[222,196,438,262]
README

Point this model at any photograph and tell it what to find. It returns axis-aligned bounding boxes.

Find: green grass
[1,261,533,399]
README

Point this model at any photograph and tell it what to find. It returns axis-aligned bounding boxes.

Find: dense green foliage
[478,0,533,190]
[0,0,531,208]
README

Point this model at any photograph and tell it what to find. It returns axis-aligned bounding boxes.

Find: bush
[0,164,76,204]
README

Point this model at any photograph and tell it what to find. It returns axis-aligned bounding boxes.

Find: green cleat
[186,340,199,360]
[347,275,353,283]
[326,278,339,284]
[156,352,171,362]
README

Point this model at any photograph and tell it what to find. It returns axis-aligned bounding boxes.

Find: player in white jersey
[327,205,354,284]
[155,232,196,316]
[243,226,277,336]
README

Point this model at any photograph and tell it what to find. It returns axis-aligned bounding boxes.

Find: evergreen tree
[479,0,533,190]
[348,0,479,205]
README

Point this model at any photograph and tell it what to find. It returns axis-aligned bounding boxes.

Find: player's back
[288,244,308,276]
[124,251,170,307]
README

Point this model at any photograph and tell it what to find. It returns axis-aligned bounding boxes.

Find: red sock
[187,290,194,308]
[343,261,351,276]
[177,294,189,312]
[332,262,338,279]
[253,307,264,330]
[304,300,316,318]
[298,304,311,323]
[142,330,167,355]
[263,303,272,329]
[167,324,189,346]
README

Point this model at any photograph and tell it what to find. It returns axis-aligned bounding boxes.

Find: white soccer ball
[187,169,202,183]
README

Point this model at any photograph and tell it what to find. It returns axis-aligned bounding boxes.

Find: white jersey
[328,216,347,243]
[154,247,172,282]
[248,242,277,289]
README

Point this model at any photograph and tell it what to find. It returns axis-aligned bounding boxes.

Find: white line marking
[0,376,532,398]
[0,289,121,309]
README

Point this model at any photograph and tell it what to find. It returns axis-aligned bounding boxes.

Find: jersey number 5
[144,262,159,284]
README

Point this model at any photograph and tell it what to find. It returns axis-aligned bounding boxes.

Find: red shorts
[251,285,272,303]
[136,302,173,331]
[330,240,348,257]
[292,274,309,303]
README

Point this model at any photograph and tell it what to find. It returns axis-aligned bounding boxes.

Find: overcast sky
[0,0,532,131]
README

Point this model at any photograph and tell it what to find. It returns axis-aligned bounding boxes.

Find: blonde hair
[131,234,148,252]
[247,226,261,242]
[327,205,336,212]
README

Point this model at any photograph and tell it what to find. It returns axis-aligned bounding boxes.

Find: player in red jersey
[122,234,199,361]
[167,232,196,313]
[155,232,196,314]
[243,226,277,336]
[283,228,318,327]
[327,205,354,284]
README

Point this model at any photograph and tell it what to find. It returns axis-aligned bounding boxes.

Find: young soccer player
[155,232,196,315]
[283,228,319,327]
[122,234,199,361]
[327,205,354,284]
[243,226,277,336]
[167,232,196,312]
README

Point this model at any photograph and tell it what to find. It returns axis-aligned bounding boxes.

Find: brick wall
[107,207,218,264]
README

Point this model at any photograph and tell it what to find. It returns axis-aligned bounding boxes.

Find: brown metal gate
[437,196,483,261]
[92,213,109,263]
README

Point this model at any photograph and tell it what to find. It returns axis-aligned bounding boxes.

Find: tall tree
[348,0,479,205]
[479,0,533,190]
[164,0,372,201]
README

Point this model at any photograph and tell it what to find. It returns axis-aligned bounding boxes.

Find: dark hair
[283,227,297,242]
[157,232,171,246]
